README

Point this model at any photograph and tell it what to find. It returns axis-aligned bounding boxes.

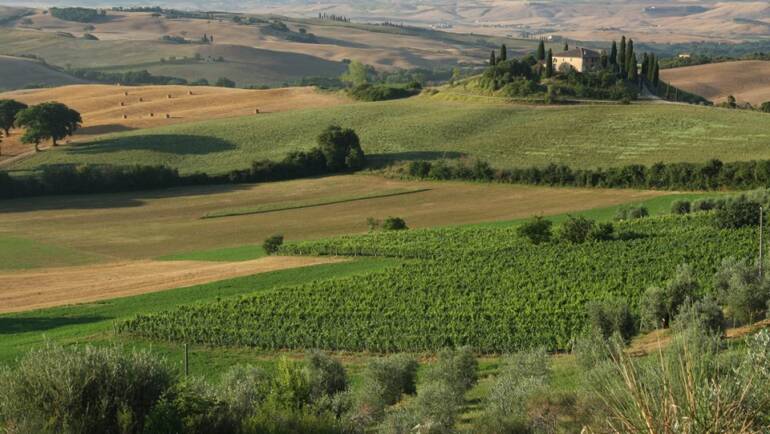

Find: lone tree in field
[262,234,284,255]
[317,125,365,171]
[0,99,28,136]
[536,40,545,61]
[15,102,82,152]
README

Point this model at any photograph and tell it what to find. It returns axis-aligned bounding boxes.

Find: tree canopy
[0,99,28,135]
[317,125,365,171]
[15,102,82,151]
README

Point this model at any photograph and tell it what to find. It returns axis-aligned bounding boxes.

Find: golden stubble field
[0,84,351,160]
[660,60,770,106]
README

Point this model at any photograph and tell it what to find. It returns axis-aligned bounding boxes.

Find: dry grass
[0,256,345,314]
[0,84,350,160]
[0,174,664,264]
[661,60,770,106]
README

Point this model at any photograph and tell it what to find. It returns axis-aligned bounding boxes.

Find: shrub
[589,222,615,241]
[263,234,284,255]
[218,365,272,421]
[305,351,349,401]
[423,347,478,397]
[761,101,770,113]
[714,199,761,229]
[359,355,418,407]
[558,215,596,243]
[516,216,552,244]
[639,264,699,330]
[586,299,637,341]
[414,381,459,433]
[671,200,691,215]
[672,297,725,334]
[215,77,236,88]
[0,343,173,434]
[692,198,717,212]
[377,407,420,434]
[614,205,649,221]
[714,257,770,324]
[382,217,408,231]
[145,377,236,434]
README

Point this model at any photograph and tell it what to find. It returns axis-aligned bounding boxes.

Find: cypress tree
[618,36,626,77]
[537,40,545,61]
[626,39,637,81]
[546,48,554,77]
[609,41,617,66]
[490,50,497,66]
[653,62,660,87]
[641,53,649,80]
[499,44,507,62]
[648,54,657,82]
[563,41,569,51]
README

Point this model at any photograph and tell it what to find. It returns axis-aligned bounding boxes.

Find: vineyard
[117,214,758,352]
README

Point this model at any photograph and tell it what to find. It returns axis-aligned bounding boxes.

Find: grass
[201,188,430,219]
[0,235,102,270]
[12,97,770,175]
[157,244,266,262]
[0,258,395,367]
[0,175,662,267]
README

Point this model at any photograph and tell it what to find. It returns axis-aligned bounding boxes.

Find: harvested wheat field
[0,256,344,314]
[0,84,350,160]
[661,60,770,106]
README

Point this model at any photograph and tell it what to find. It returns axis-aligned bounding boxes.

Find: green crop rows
[118,214,757,353]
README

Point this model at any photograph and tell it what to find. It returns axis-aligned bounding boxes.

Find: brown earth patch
[0,255,345,314]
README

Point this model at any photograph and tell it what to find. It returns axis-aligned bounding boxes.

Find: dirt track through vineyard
[0,256,345,314]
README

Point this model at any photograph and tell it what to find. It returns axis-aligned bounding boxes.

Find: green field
[12,98,770,175]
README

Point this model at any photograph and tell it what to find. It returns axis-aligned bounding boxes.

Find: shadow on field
[0,316,106,334]
[366,151,465,169]
[1,183,255,212]
[77,124,136,136]
[66,135,237,156]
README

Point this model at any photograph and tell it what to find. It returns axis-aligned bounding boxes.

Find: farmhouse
[552,47,602,72]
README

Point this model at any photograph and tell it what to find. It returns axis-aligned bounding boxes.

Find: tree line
[405,157,770,191]
[0,125,365,199]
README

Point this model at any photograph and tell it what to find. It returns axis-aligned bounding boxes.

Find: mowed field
[10,96,770,174]
[661,60,770,106]
[0,84,350,160]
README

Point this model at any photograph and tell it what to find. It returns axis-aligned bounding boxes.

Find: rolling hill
[0,55,88,91]
[0,84,351,160]
[8,96,770,174]
[660,60,770,106]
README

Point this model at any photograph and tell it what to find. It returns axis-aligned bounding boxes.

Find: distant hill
[0,55,87,91]
[660,60,770,106]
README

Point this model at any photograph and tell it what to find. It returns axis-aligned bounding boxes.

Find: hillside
[0,55,87,91]
[10,97,770,174]
[0,8,542,87]
[660,60,770,106]
[0,84,351,160]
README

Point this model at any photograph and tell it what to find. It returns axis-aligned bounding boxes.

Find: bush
[672,297,725,334]
[218,365,272,421]
[349,84,420,102]
[516,216,552,244]
[382,217,408,231]
[423,347,478,397]
[714,257,770,324]
[215,77,236,88]
[692,198,717,212]
[671,200,691,215]
[305,351,349,401]
[145,377,236,434]
[359,355,418,407]
[586,299,637,341]
[0,343,173,434]
[558,215,596,243]
[263,234,284,255]
[614,205,649,221]
[589,222,615,241]
[761,101,770,113]
[639,264,699,330]
[714,199,760,229]
[414,381,459,433]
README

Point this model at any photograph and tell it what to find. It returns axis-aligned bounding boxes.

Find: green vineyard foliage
[118,214,757,352]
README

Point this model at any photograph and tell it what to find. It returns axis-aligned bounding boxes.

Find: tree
[0,99,28,136]
[618,36,626,76]
[340,60,369,87]
[499,44,507,62]
[517,216,552,244]
[626,39,637,82]
[563,41,569,51]
[15,102,82,151]
[761,101,770,113]
[609,40,617,66]
[262,234,284,254]
[316,125,364,171]
[536,40,545,61]
[489,50,497,66]
[652,61,660,87]
[382,217,408,231]
[545,48,554,77]
[215,77,236,88]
